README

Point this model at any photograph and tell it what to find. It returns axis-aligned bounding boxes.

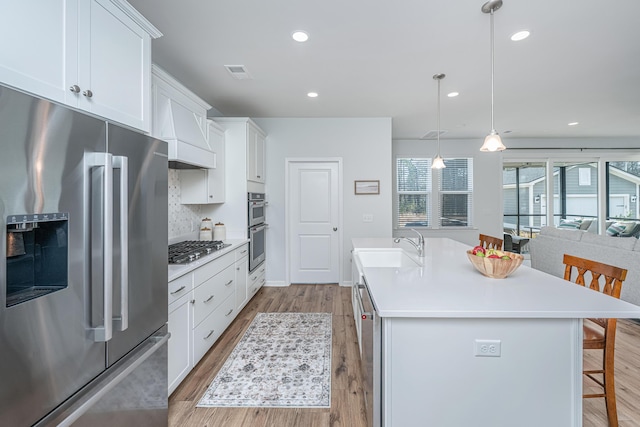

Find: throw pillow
[558,220,580,229]
[606,223,625,236]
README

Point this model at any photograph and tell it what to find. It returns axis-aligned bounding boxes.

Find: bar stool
[562,254,628,427]
[478,234,503,250]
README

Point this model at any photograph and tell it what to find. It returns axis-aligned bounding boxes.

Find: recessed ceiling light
[510,30,530,41]
[447,92,459,98]
[307,92,318,98]
[568,122,579,126]
[292,31,309,42]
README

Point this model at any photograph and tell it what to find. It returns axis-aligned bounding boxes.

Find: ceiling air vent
[224,65,252,80]
[421,130,447,140]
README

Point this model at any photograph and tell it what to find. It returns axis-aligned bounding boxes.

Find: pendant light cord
[437,76,441,155]
[490,8,496,133]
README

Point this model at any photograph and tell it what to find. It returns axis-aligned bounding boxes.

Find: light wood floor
[169,284,368,427]
[169,284,640,427]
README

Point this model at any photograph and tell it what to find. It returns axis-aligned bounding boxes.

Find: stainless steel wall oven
[248,192,266,272]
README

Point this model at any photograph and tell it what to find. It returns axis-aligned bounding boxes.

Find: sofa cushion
[578,219,594,230]
[581,232,637,251]
[539,226,583,241]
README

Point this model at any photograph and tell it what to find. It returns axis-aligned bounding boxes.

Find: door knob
[82,89,93,98]
[69,85,80,93]
[333,227,337,231]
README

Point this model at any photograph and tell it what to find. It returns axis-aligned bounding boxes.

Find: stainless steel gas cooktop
[168,240,231,264]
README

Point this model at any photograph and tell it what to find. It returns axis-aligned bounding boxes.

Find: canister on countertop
[213,222,226,241]
[200,218,213,241]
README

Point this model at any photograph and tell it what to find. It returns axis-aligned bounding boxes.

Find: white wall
[253,118,393,285]
[393,139,503,246]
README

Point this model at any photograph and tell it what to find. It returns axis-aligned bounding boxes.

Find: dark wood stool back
[478,234,503,251]
[563,253,628,427]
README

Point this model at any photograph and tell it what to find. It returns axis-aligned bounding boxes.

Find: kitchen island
[352,237,640,427]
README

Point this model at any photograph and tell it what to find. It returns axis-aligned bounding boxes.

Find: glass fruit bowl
[466,249,524,279]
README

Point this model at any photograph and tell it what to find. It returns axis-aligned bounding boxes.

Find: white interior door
[288,160,340,283]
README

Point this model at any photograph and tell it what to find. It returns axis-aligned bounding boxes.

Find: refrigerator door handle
[86,152,114,342]
[113,155,129,331]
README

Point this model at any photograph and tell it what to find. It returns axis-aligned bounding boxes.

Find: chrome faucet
[394,229,425,258]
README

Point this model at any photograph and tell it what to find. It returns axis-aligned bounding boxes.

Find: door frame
[285,157,344,285]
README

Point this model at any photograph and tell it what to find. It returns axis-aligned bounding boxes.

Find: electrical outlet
[474,339,501,357]
[363,213,374,222]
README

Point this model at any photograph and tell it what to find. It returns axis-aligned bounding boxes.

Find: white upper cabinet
[180,120,226,204]
[0,0,161,132]
[247,123,266,183]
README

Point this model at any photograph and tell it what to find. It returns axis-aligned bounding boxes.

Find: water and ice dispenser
[5,213,69,307]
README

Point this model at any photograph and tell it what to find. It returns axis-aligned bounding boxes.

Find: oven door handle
[356,284,373,319]
[251,224,267,233]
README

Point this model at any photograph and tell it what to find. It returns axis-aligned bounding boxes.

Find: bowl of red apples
[466,246,524,279]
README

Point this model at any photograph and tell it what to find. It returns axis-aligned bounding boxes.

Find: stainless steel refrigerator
[0,84,169,426]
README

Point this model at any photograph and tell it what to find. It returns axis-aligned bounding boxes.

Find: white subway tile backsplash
[168,169,204,239]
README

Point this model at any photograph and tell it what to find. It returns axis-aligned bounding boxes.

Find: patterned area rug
[197,312,332,408]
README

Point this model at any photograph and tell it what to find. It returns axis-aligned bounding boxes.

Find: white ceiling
[129,0,640,141]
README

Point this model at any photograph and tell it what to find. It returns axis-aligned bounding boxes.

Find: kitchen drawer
[248,264,266,284]
[192,264,235,327]
[192,293,236,365]
[248,268,265,298]
[193,251,235,286]
[235,244,249,261]
[168,273,193,305]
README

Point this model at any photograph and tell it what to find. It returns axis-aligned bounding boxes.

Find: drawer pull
[225,279,233,287]
[170,285,186,295]
[240,249,248,254]
[225,308,233,316]
[204,295,215,303]
[204,330,215,340]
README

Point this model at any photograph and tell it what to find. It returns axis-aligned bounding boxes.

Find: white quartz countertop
[352,237,640,319]
[168,239,248,282]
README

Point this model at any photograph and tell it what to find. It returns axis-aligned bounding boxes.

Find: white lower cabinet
[167,243,258,394]
[192,293,235,364]
[168,292,192,395]
[248,263,266,297]
[235,244,249,310]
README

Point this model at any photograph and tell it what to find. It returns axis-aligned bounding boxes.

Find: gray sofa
[529,226,640,308]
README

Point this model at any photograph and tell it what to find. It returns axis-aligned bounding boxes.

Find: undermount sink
[355,249,422,268]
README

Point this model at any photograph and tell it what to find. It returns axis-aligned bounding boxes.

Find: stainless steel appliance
[168,240,231,264]
[354,278,381,427]
[248,192,266,227]
[248,193,266,272]
[0,85,170,426]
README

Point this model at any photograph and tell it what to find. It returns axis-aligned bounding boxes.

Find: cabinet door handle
[257,175,261,179]
[69,85,80,93]
[204,330,214,340]
[225,279,233,287]
[204,295,214,303]
[82,89,93,98]
[240,249,248,254]
[209,195,213,198]
[170,285,186,295]
[225,308,233,316]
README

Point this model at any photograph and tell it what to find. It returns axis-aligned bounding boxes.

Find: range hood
[158,98,216,169]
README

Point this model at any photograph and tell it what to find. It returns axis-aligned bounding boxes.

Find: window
[396,158,431,228]
[440,158,473,227]
[395,157,473,228]
[502,162,548,237]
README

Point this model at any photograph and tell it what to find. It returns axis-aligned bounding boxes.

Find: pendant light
[431,73,446,169]
[480,0,506,152]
